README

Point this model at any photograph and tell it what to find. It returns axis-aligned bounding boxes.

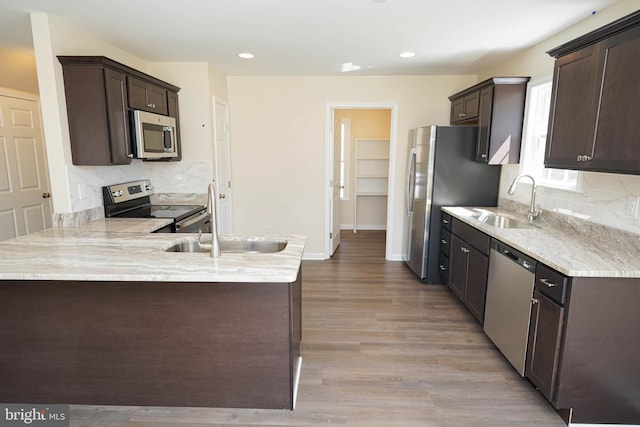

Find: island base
[0,276,302,410]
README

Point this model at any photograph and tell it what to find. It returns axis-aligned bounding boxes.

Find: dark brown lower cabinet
[526,289,564,402]
[447,219,490,323]
[524,264,640,424]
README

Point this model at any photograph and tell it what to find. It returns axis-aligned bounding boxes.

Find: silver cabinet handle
[442,219,449,224]
[540,278,556,287]
[577,154,593,162]
[440,265,446,271]
[441,239,447,244]
[459,113,466,117]
[481,154,487,159]
[461,247,469,254]
[531,298,539,305]
[219,194,226,199]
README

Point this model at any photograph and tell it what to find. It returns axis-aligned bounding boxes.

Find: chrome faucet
[201,182,221,257]
[507,174,540,223]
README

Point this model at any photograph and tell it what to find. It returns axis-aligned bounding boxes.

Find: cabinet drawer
[441,212,452,230]
[440,228,451,255]
[439,252,449,284]
[451,218,490,255]
[535,264,570,305]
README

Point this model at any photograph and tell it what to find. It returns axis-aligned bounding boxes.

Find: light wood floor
[71,231,565,426]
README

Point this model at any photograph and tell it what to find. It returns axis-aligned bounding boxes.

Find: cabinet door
[450,97,465,123]
[476,86,494,162]
[448,234,468,300]
[545,45,600,169]
[526,290,564,402]
[463,92,480,120]
[104,69,132,164]
[591,26,640,173]
[465,247,488,323]
[147,85,168,115]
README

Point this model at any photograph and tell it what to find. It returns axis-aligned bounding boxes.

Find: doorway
[213,97,233,234]
[0,89,52,242]
[325,102,398,260]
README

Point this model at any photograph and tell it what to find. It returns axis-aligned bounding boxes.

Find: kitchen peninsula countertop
[443,206,640,278]
[0,219,305,283]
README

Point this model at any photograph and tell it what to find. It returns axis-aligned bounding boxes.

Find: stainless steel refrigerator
[404,125,501,282]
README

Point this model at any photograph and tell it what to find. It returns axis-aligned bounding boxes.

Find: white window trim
[519,77,582,192]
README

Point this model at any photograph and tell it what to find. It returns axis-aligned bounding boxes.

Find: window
[520,80,581,190]
[339,118,351,200]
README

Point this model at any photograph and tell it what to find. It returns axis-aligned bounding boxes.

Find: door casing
[324,102,398,260]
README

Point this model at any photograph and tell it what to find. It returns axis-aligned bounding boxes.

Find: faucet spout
[507,174,540,223]
[207,182,221,257]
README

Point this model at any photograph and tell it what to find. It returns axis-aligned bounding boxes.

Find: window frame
[519,78,582,192]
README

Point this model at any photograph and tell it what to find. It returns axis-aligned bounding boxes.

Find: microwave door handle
[163,126,173,150]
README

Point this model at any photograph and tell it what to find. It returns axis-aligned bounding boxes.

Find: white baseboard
[340,224,386,231]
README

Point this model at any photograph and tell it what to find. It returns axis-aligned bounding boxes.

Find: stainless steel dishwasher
[484,239,537,376]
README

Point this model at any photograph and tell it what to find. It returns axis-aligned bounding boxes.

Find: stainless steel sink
[164,238,287,254]
[481,214,531,229]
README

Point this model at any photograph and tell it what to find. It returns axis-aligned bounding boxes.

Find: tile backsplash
[499,164,640,236]
[52,160,212,226]
[67,159,212,212]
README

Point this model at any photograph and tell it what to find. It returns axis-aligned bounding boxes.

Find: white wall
[477,0,640,235]
[30,13,226,215]
[227,75,477,259]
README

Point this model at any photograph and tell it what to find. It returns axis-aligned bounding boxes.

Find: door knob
[42,192,51,199]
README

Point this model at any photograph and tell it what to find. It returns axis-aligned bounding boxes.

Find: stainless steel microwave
[132,110,178,159]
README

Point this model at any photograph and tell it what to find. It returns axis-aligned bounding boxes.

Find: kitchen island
[0,220,305,410]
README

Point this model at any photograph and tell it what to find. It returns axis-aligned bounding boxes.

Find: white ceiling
[0,0,620,75]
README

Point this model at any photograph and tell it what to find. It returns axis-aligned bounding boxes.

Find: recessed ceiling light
[238,52,255,59]
[399,51,416,58]
[341,62,361,72]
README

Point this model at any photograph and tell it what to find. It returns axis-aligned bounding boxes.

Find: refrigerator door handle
[407,148,417,213]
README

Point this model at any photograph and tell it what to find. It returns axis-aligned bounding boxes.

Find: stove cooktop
[149,204,205,220]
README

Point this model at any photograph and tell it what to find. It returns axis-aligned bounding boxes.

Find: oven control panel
[103,180,154,204]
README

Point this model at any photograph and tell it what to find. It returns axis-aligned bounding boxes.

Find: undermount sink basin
[164,238,287,254]
[481,214,531,229]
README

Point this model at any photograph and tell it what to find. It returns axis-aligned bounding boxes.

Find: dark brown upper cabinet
[449,77,529,164]
[545,10,640,174]
[450,91,479,123]
[58,56,180,166]
[127,76,168,115]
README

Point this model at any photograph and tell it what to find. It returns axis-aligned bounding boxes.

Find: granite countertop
[0,219,305,283]
[443,206,640,278]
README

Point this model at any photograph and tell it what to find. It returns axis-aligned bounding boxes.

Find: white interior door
[213,97,233,234]
[330,110,341,255]
[0,90,52,242]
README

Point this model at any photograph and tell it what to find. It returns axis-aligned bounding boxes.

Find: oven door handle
[175,211,210,230]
